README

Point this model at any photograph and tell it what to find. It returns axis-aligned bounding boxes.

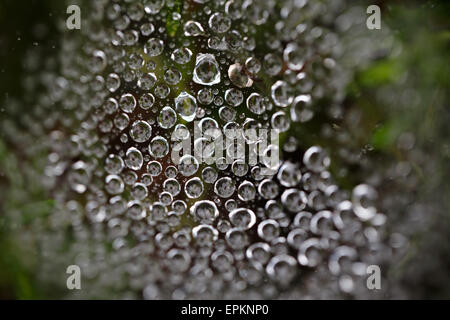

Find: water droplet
[149,136,169,158]
[271,80,293,107]
[283,43,305,71]
[144,38,164,56]
[147,160,162,176]
[193,54,221,86]
[105,154,125,175]
[178,155,199,177]
[125,147,143,170]
[191,200,219,224]
[224,88,244,107]
[139,93,155,110]
[228,63,253,88]
[119,93,137,113]
[175,91,198,122]
[144,0,165,14]
[193,224,218,246]
[237,181,256,201]
[184,20,205,37]
[164,67,182,85]
[277,161,301,187]
[245,57,261,75]
[158,106,177,129]
[130,120,152,143]
[137,72,157,90]
[266,255,297,286]
[352,184,378,221]
[246,93,265,115]
[208,12,231,34]
[303,146,330,172]
[185,177,204,199]
[229,208,256,230]
[291,94,313,122]
[214,177,235,198]
[197,88,214,105]
[257,219,280,242]
[171,47,193,64]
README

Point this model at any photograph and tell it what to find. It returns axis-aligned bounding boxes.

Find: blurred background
[0,0,449,299]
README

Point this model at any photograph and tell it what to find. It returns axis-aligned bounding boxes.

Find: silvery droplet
[245,57,261,75]
[271,111,291,132]
[271,80,293,107]
[175,91,198,122]
[139,93,155,110]
[149,136,169,158]
[257,219,280,242]
[291,94,313,122]
[283,42,305,71]
[225,88,244,106]
[144,0,165,14]
[125,147,143,170]
[184,20,205,37]
[105,175,124,195]
[130,120,152,143]
[171,47,193,64]
[214,177,235,198]
[193,224,219,246]
[144,38,164,56]
[191,200,219,224]
[229,208,256,230]
[208,12,231,34]
[246,93,266,115]
[193,54,221,86]
[119,93,137,113]
[105,154,125,175]
[114,113,129,130]
[185,177,204,199]
[137,72,157,90]
[164,67,182,85]
[277,161,301,187]
[303,146,330,172]
[202,167,218,184]
[352,184,378,221]
[147,160,162,176]
[178,155,199,177]
[237,181,256,201]
[158,106,177,129]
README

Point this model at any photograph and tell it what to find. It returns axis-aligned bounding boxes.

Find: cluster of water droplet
[1,0,395,299]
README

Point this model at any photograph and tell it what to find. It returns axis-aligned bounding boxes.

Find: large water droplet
[130,120,152,143]
[271,80,293,107]
[228,63,253,88]
[229,208,256,230]
[125,147,143,170]
[191,200,219,224]
[175,91,198,122]
[193,53,221,86]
